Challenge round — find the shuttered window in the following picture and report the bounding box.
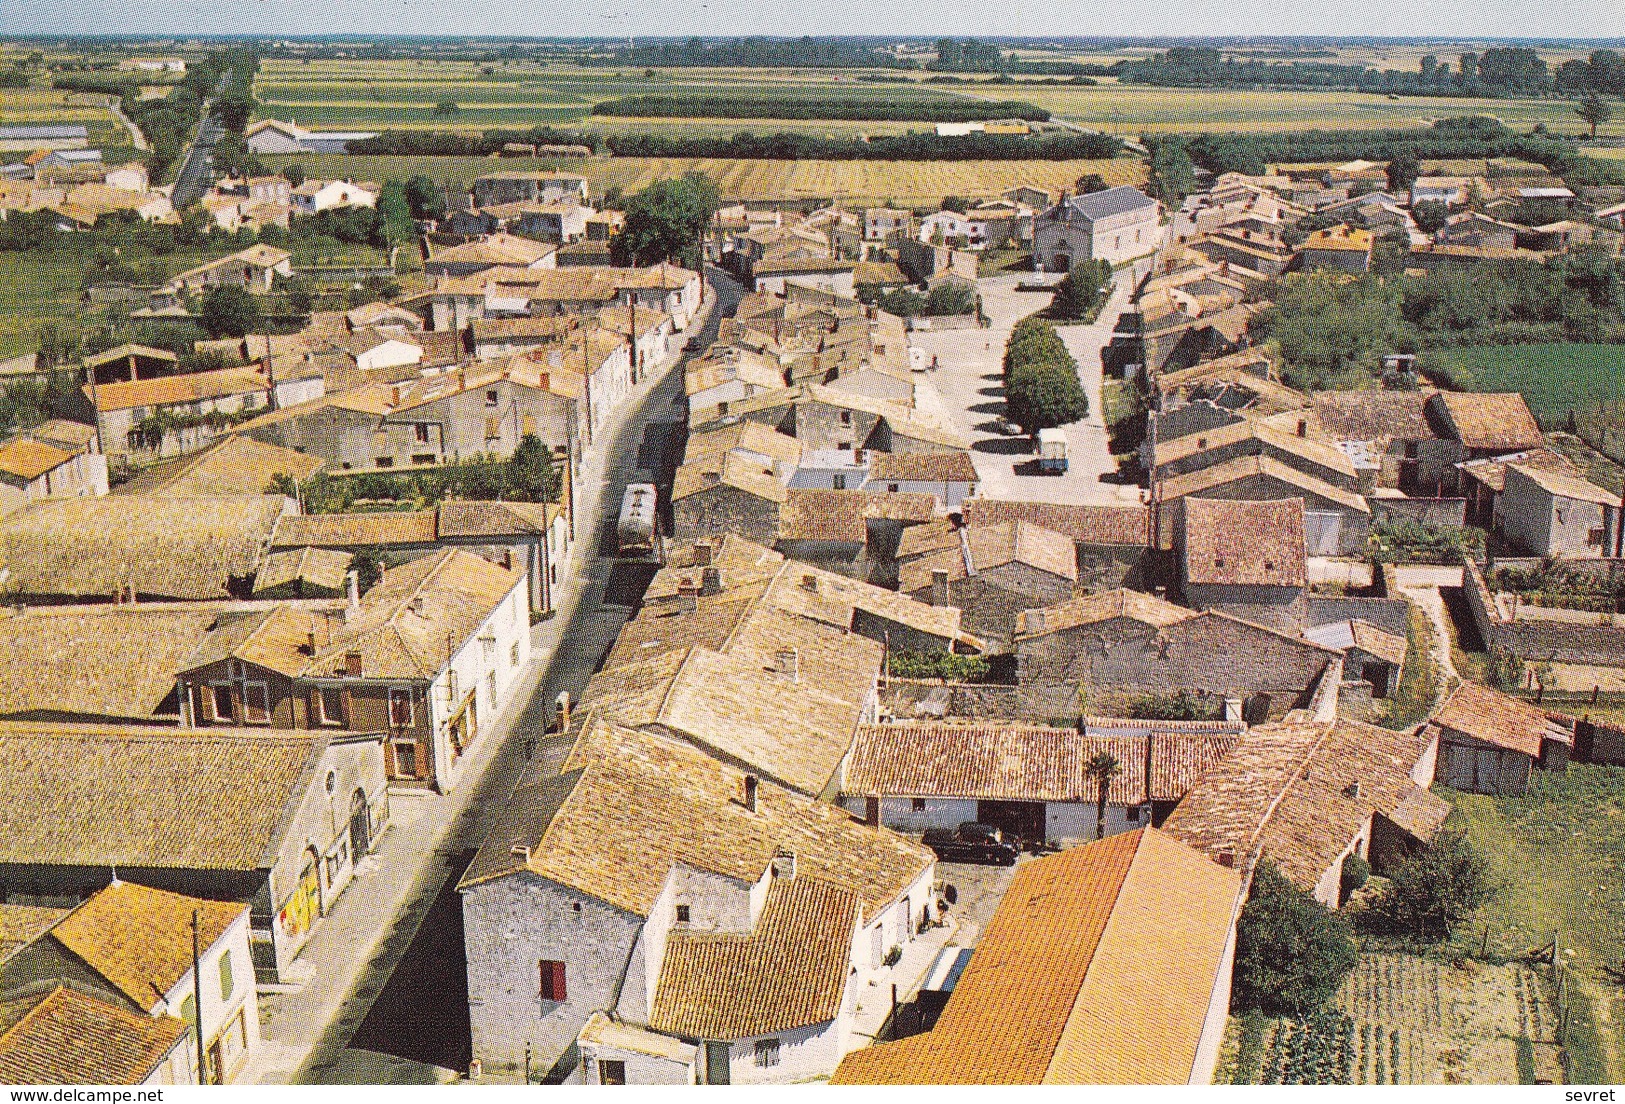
[539,959,567,1001]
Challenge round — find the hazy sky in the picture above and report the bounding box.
[1,0,1622,40]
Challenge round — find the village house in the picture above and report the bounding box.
[960,499,1153,592]
[839,718,1242,845]
[469,171,590,208]
[424,233,558,279]
[1165,715,1449,909]
[684,346,787,414]
[85,363,319,463]
[0,494,291,603]
[0,125,88,153]
[0,722,387,981]
[412,265,701,334]
[271,500,570,616]
[1155,455,1372,558]
[1177,498,1308,635]
[1425,682,1570,796]
[1302,619,1409,708]
[459,716,934,1084]
[113,435,323,498]
[831,829,1241,1085]
[1421,391,1545,494]
[1,883,261,1083]
[1456,447,1576,530]
[1301,389,1435,493]
[1410,176,1474,207]
[0,983,192,1084]
[1014,589,1340,722]
[1148,413,1361,493]
[167,244,295,297]
[1497,462,1622,558]
[0,426,107,515]
[900,521,1077,645]
[251,546,354,600]
[244,120,379,155]
[863,450,978,510]
[290,179,379,216]
[176,548,530,793]
[50,183,174,228]
[1299,225,1373,273]
[1032,186,1160,271]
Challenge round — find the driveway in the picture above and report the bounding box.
[905,269,1149,506]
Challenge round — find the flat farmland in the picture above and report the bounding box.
[0,83,128,147]
[983,83,1625,139]
[260,152,1142,205]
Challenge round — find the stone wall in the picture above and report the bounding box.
[1463,558,1625,665]
[1183,583,1306,636]
[1305,596,1411,637]
[1371,496,1467,528]
[671,486,780,545]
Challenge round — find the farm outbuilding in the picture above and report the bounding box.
[1426,682,1570,796]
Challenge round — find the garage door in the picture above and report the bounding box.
[1305,511,1343,556]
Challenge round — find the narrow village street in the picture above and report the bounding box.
[243,271,741,1085]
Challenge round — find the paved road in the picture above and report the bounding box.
[244,271,742,1085]
[171,112,221,209]
[905,269,1149,506]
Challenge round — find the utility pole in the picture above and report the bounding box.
[191,908,206,1085]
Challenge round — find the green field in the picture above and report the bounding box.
[0,252,84,360]
[0,83,131,149]
[1424,344,1625,427]
[1446,765,1625,1083]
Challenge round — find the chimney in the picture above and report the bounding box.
[1343,781,1362,800]
[457,367,467,390]
[772,849,797,878]
[863,795,880,827]
[410,594,425,616]
[1216,847,1236,869]
[346,570,361,619]
[1297,418,1308,437]
[774,647,799,682]
[692,539,714,566]
[305,629,316,655]
[800,573,818,593]
[555,691,571,733]
[700,566,722,596]
[1223,697,1243,723]
[743,773,760,813]
[343,650,363,678]
[509,844,531,863]
[391,384,402,406]
[930,568,950,608]
[676,576,700,612]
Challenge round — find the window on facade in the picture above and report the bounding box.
[317,687,344,727]
[755,1040,781,1068]
[211,685,233,723]
[388,688,413,727]
[839,411,852,426]
[889,483,900,493]
[675,904,690,924]
[218,952,234,1000]
[486,390,499,407]
[412,453,436,465]
[510,642,520,667]
[393,740,418,778]
[376,456,394,468]
[599,1060,626,1085]
[832,474,846,491]
[415,423,430,444]
[539,959,568,1001]
[912,798,927,812]
[242,683,270,724]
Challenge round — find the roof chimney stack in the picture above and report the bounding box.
[863,795,880,827]
[344,649,363,678]
[676,576,700,612]
[700,566,722,596]
[743,773,759,813]
[1216,847,1236,869]
[555,691,571,734]
[692,539,714,567]
[775,647,799,682]
[345,570,361,620]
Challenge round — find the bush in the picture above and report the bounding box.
[886,650,991,682]
[1369,518,1484,566]
[1126,689,1220,720]
[1234,863,1358,1016]
[1005,360,1087,431]
[1339,852,1371,903]
[1362,830,1496,942]
[1003,315,1070,378]
[198,284,262,339]
[1050,258,1112,321]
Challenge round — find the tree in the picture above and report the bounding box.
[282,162,306,188]
[1005,360,1087,431]
[198,284,262,338]
[1050,258,1111,321]
[1233,863,1358,1016]
[611,172,719,270]
[1577,94,1614,140]
[1085,752,1118,841]
[1074,172,1108,195]
[923,281,975,316]
[1411,199,1450,233]
[211,93,252,133]
[348,547,386,593]
[1364,830,1496,942]
[1386,151,1420,194]
[505,432,558,500]
[877,287,927,318]
[403,174,444,221]
[940,194,968,214]
[434,99,460,116]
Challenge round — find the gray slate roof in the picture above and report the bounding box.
[0,126,88,140]
[1057,185,1156,222]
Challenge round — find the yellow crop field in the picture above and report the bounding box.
[261,153,1143,205]
[0,85,128,147]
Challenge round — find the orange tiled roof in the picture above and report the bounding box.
[0,986,186,1085]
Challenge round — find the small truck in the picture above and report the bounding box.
[1036,428,1068,474]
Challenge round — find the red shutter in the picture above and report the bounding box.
[540,959,567,1001]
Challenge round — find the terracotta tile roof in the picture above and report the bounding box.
[863,491,936,522]
[29,419,98,453]
[764,557,972,648]
[0,986,187,1085]
[1181,497,1306,588]
[272,510,437,549]
[0,607,221,721]
[580,642,869,797]
[602,587,763,669]
[1349,620,1409,666]
[578,1011,697,1063]
[644,535,788,603]
[1153,414,1358,482]
[0,437,72,481]
[961,499,1150,546]
[0,722,334,871]
[671,450,789,505]
[682,421,802,470]
[832,829,1240,1084]
[436,499,557,538]
[464,720,931,926]
[1157,454,1370,515]
[650,876,858,1039]
[0,905,69,965]
[1456,448,1573,494]
[1429,391,1542,452]
[252,545,353,596]
[899,520,1078,591]
[1164,717,1447,891]
[86,365,269,413]
[895,518,961,561]
[1431,681,1550,758]
[1506,462,1620,508]
[1309,390,1433,444]
[50,883,246,1010]
[1303,225,1373,252]
[866,451,978,484]
[115,435,323,497]
[778,487,869,544]
[0,495,288,601]
[1015,588,1199,638]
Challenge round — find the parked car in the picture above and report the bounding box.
[921,822,1020,866]
[1036,427,1068,473]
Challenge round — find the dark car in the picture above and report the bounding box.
[921,822,1020,866]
